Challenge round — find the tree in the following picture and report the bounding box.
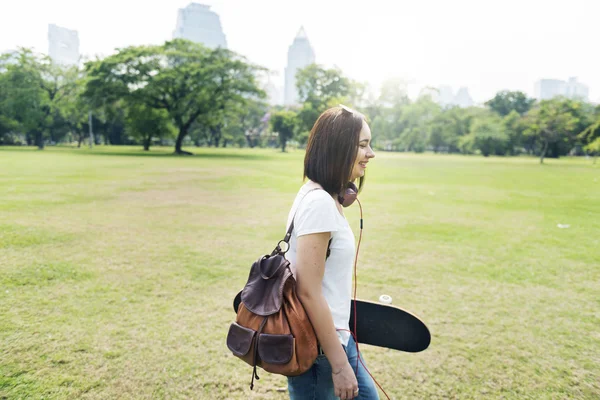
[365,79,411,151]
[40,62,82,147]
[584,136,600,164]
[469,113,508,156]
[524,98,579,163]
[502,110,526,155]
[0,63,19,144]
[0,48,80,149]
[84,39,264,154]
[397,96,441,152]
[0,49,49,148]
[485,91,535,117]
[426,122,444,153]
[378,78,411,108]
[125,102,175,150]
[427,106,471,153]
[91,101,127,146]
[295,64,357,134]
[220,99,268,148]
[370,114,394,150]
[59,69,91,147]
[296,64,354,107]
[270,110,298,152]
[579,117,600,163]
[0,54,18,143]
[0,115,19,144]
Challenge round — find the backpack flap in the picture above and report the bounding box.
[257,333,294,365]
[241,254,293,316]
[227,322,256,357]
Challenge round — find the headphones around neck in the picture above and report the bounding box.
[338,182,358,208]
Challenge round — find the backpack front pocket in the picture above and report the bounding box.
[227,322,256,357]
[257,333,294,365]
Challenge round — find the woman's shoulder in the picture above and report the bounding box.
[301,187,335,208]
[293,185,341,233]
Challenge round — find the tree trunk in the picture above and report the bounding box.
[281,139,287,152]
[174,128,193,155]
[36,131,44,150]
[143,135,151,151]
[77,134,83,148]
[540,140,548,164]
[210,126,222,148]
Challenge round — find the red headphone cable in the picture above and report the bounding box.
[345,198,391,400]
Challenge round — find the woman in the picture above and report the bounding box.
[284,105,378,400]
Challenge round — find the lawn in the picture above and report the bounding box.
[1,146,599,399]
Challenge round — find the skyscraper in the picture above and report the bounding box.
[284,27,315,106]
[454,87,474,108]
[534,77,589,101]
[563,77,589,100]
[432,85,473,108]
[48,24,79,67]
[173,3,227,49]
[437,86,455,107]
[262,71,283,105]
[535,79,565,100]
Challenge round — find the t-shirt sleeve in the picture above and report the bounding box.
[294,191,339,237]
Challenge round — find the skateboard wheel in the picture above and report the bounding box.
[379,294,392,304]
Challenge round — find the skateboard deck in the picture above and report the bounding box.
[232,291,430,353]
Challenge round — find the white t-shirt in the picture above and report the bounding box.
[284,181,356,346]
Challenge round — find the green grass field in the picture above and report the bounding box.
[1,146,599,399]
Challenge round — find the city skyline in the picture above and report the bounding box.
[172,3,227,49]
[535,77,589,101]
[1,0,599,103]
[284,27,315,105]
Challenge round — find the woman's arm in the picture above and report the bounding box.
[296,232,358,399]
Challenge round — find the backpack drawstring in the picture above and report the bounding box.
[250,317,268,390]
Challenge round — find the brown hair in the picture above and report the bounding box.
[303,106,366,196]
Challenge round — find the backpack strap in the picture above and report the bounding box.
[276,187,333,259]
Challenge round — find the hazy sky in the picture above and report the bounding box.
[1,0,599,103]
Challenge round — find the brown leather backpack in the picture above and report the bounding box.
[226,189,325,389]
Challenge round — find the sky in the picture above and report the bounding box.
[1,0,599,103]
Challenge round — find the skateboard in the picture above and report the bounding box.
[232,291,430,353]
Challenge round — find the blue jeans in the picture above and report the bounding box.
[287,336,379,399]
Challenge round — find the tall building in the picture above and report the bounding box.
[535,77,589,101]
[284,27,315,106]
[173,3,227,49]
[437,85,455,107]
[48,24,79,67]
[454,87,474,108]
[535,79,565,100]
[564,77,589,100]
[262,71,283,105]
[432,85,473,108]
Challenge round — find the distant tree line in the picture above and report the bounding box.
[364,87,600,163]
[1,42,599,163]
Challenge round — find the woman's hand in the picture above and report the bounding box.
[332,361,359,399]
